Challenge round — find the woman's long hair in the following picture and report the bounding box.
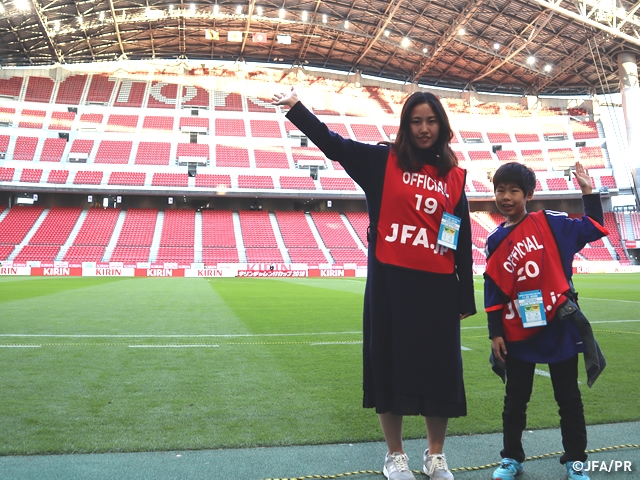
[383,91,458,176]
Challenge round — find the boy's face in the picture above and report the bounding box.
[494,182,534,225]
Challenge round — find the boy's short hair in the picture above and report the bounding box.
[492,162,536,195]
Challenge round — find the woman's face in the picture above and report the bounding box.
[408,102,440,150]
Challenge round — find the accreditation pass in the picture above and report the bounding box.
[437,212,461,250]
[517,290,547,328]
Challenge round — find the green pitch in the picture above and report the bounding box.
[0,274,638,455]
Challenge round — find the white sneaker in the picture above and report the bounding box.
[423,449,454,480]
[383,452,416,480]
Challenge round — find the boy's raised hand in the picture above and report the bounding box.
[272,87,299,108]
[572,161,593,195]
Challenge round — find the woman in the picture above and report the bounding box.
[273,88,476,480]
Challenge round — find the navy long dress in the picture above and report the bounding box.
[286,101,476,417]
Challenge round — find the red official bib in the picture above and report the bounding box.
[485,211,570,341]
[375,150,466,273]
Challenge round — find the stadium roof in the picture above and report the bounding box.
[1,0,639,96]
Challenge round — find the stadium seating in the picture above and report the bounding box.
[28,206,82,246]
[215,118,246,136]
[287,247,327,265]
[113,208,158,252]
[20,168,43,183]
[13,137,39,161]
[73,171,103,185]
[113,81,146,108]
[216,145,249,168]
[147,81,178,109]
[106,114,139,133]
[73,207,120,247]
[195,174,232,189]
[279,176,316,190]
[250,120,282,138]
[238,175,274,189]
[142,116,174,133]
[40,138,67,162]
[254,147,290,169]
[152,173,189,187]
[345,211,369,246]
[24,76,54,103]
[135,142,171,165]
[86,75,115,104]
[319,177,357,191]
[310,211,358,248]
[55,75,87,105]
[0,205,45,245]
[275,211,319,248]
[108,172,146,186]
[202,210,236,247]
[47,170,69,184]
[94,140,133,164]
[19,109,46,129]
[49,111,75,131]
[239,210,278,248]
[0,77,23,98]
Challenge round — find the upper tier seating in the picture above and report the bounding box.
[214,91,243,111]
[108,172,146,186]
[47,170,69,184]
[106,114,139,133]
[13,137,39,161]
[24,76,54,103]
[147,81,178,109]
[195,174,232,189]
[279,176,316,190]
[94,140,133,164]
[250,119,282,138]
[238,175,274,189]
[73,171,103,185]
[152,173,188,187]
[55,75,87,105]
[113,81,146,108]
[254,147,290,169]
[319,177,357,191]
[142,116,174,133]
[85,75,115,104]
[20,168,42,183]
[19,109,46,129]
[49,111,75,130]
[0,77,23,98]
[182,85,210,108]
[215,118,246,136]
[571,121,599,139]
[41,138,67,162]
[216,145,249,168]
[350,124,384,142]
[135,142,171,165]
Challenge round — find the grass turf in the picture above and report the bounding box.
[0,273,638,455]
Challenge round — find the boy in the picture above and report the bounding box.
[484,161,608,480]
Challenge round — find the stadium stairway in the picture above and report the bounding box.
[102,210,127,262]
[232,211,247,263]
[7,208,48,262]
[194,210,203,263]
[148,211,165,263]
[0,422,637,479]
[304,212,333,263]
[56,209,89,261]
[269,211,292,264]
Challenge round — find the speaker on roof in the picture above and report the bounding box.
[188,163,197,177]
[310,166,318,180]
[492,145,502,153]
[68,107,77,113]
[58,132,69,141]
[576,141,586,147]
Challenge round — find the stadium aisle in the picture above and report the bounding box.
[0,422,637,479]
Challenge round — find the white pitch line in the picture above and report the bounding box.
[535,368,550,378]
[0,332,361,338]
[0,345,41,348]
[128,344,220,348]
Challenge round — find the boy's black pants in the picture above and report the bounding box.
[501,354,587,464]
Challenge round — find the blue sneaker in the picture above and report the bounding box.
[566,461,590,480]
[492,458,524,480]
